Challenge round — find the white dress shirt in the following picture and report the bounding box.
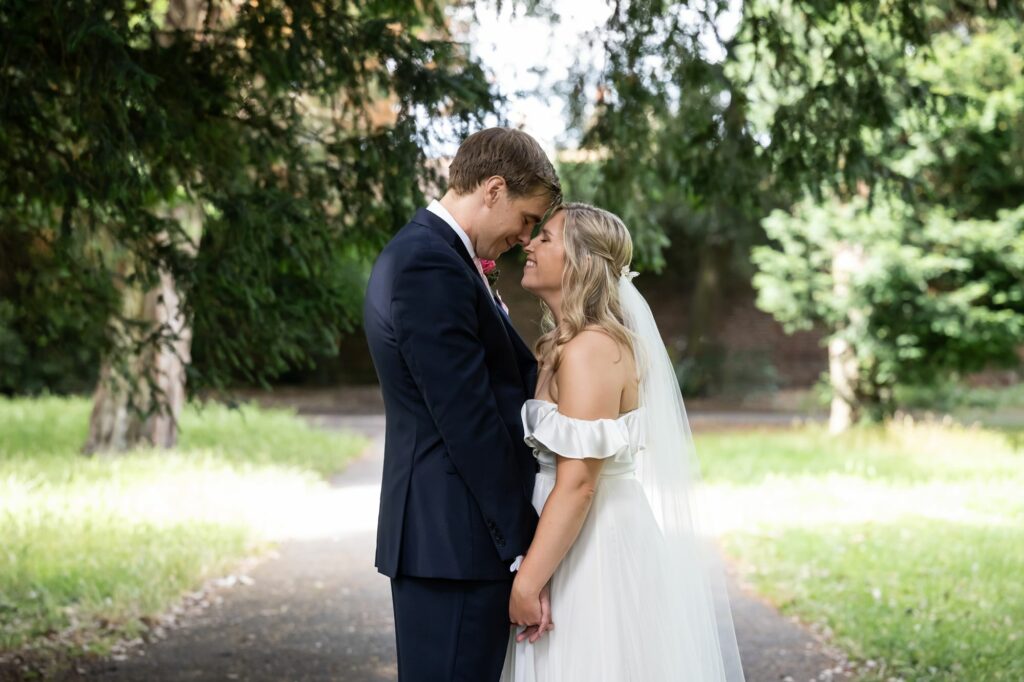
[427,200,476,259]
[426,200,491,286]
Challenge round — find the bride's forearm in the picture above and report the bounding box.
[514,476,598,595]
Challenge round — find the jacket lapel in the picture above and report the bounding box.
[498,311,539,396]
[411,209,479,278]
[411,208,537,392]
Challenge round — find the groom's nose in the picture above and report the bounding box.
[515,226,532,246]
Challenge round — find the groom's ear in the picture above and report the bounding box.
[481,176,507,207]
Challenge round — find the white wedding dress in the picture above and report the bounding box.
[501,274,745,682]
[502,399,689,681]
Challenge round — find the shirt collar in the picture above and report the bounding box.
[427,199,476,261]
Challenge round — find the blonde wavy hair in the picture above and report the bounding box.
[534,202,637,374]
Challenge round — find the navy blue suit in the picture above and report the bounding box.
[363,208,539,680]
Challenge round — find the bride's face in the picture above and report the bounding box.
[521,210,566,296]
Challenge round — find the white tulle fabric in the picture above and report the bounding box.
[500,277,745,682]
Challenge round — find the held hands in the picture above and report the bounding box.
[509,578,553,644]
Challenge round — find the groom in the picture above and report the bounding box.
[363,128,562,680]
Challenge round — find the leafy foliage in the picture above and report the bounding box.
[543,0,1002,269]
[754,197,1024,415]
[0,0,496,395]
[752,12,1024,416]
[539,0,1021,396]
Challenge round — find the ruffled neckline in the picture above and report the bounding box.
[521,399,645,462]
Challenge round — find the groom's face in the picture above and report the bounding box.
[475,178,552,260]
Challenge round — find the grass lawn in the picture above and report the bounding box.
[0,396,367,666]
[696,419,1024,682]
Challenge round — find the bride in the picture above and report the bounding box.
[501,203,745,681]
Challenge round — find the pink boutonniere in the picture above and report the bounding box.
[479,258,510,314]
[479,258,500,287]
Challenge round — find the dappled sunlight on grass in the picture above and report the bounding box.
[726,521,1024,682]
[0,396,368,658]
[706,477,1022,534]
[697,419,1023,486]
[2,514,250,652]
[696,418,1024,681]
[0,451,374,544]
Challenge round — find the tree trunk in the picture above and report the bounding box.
[83,269,192,453]
[83,0,208,456]
[83,205,200,455]
[685,240,732,395]
[828,243,867,433]
[828,334,859,433]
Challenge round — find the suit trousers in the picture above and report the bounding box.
[390,575,512,681]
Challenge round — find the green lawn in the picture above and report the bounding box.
[696,419,1024,682]
[0,396,367,665]
[5,395,1020,680]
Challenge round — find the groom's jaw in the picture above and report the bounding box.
[486,237,514,259]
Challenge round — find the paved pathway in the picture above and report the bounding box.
[72,414,846,682]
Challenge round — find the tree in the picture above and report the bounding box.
[520,0,1018,407]
[0,0,496,452]
[524,0,998,394]
[754,198,1024,428]
[752,12,1024,429]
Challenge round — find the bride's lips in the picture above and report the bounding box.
[524,258,537,269]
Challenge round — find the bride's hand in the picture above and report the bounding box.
[513,582,554,644]
[509,575,541,627]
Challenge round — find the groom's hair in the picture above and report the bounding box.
[448,128,561,204]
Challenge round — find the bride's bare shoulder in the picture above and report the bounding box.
[562,328,622,363]
[552,331,632,417]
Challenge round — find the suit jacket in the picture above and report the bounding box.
[364,208,539,580]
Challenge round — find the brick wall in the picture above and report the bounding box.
[496,255,826,390]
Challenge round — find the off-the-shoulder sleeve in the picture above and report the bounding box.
[522,400,642,462]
